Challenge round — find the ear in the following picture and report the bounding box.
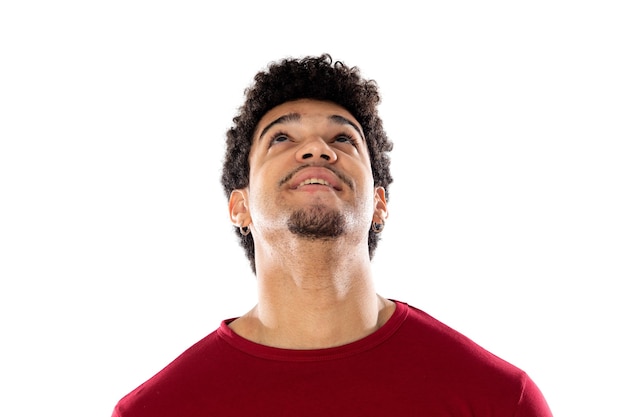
[228,189,251,227]
[372,186,388,224]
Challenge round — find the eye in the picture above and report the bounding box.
[269,131,291,146]
[334,134,358,147]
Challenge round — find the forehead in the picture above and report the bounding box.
[253,99,363,139]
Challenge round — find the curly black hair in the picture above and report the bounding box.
[221,54,393,274]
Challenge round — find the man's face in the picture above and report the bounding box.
[237,98,383,241]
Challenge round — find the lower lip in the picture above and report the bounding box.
[294,184,336,192]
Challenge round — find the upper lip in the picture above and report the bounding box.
[284,167,344,191]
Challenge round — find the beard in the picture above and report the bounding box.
[287,205,346,239]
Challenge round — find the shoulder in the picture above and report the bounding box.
[112,328,226,417]
[399,301,515,363]
[391,301,552,415]
[394,301,528,386]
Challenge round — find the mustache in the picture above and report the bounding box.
[278,164,354,191]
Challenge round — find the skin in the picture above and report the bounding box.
[228,99,395,349]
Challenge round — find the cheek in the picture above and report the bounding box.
[248,163,273,191]
[247,156,267,187]
[247,166,280,210]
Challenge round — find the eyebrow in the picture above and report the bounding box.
[328,115,365,141]
[258,113,301,141]
[257,113,365,142]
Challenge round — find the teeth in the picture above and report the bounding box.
[299,178,330,187]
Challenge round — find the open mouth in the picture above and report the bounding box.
[283,166,348,191]
[298,178,331,188]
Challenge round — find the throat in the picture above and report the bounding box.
[231,293,394,350]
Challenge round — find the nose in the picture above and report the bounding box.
[296,137,337,163]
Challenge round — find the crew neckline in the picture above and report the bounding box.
[217,300,408,362]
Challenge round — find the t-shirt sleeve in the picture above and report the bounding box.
[514,373,553,417]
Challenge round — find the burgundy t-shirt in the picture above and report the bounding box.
[112,301,552,416]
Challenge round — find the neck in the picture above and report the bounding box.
[229,236,395,349]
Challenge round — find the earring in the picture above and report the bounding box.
[371,221,384,233]
[239,225,250,236]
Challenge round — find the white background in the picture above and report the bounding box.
[1,1,624,416]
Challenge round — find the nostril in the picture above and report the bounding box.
[302,153,313,159]
[321,154,330,161]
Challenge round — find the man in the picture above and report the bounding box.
[112,54,552,416]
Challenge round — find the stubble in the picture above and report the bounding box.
[287,205,346,239]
